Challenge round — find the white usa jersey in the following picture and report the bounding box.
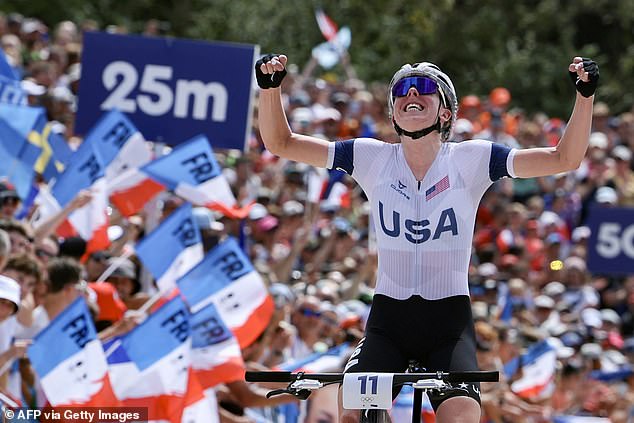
[327,138,517,300]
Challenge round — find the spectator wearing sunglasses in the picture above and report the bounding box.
[256,53,598,423]
[289,295,325,361]
[0,183,21,220]
[84,250,111,281]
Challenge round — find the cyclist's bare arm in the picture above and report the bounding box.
[257,55,330,168]
[513,56,596,178]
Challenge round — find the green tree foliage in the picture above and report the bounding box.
[2,0,632,116]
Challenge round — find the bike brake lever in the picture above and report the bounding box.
[266,388,313,400]
[266,389,290,398]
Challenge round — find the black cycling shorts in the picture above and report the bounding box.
[343,294,481,411]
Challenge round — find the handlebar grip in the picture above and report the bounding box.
[245,371,293,382]
[446,371,499,382]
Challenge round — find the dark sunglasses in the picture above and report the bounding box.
[299,307,322,318]
[392,76,438,98]
[1,197,20,206]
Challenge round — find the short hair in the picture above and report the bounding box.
[47,257,82,293]
[0,219,32,240]
[0,229,9,258]
[5,254,41,284]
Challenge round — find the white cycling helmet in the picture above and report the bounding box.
[387,62,458,141]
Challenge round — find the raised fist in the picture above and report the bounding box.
[255,54,288,89]
[568,57,599,98]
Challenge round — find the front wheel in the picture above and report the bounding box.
[359,410,392,423]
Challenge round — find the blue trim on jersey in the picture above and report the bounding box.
[333,139,355,175]
[489,143,512,181]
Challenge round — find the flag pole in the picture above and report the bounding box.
[96,248,135,282]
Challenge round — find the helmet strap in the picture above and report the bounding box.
[392,101,443,140]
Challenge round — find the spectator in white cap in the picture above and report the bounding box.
[594,186,618,206]
[543,280,566,297]
[579,131,610,182]
[533,295,561,336]
[600,308,621,331]
[542,281,567,311]
[453,118,474,142]
[589,131,608,151]
[278,200,305,242]
[290,107,314,133]
[0,275,27,375]
[611,145,634,206]
[105,257,147,310]
[561,256,599,314]
[581,308,603,331]
[248,203,268,221]
[0,275,20,320]
[571,226,591,244]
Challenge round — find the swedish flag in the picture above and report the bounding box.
[0,104,72,182]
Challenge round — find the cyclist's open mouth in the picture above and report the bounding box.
[404,102,425,113]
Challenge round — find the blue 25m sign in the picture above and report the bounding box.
[76,31,258,150]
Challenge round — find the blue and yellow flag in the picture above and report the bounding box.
[0,104,73,181]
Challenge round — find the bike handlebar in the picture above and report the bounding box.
[245,370,499,384]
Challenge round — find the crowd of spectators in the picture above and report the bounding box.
[1,10,634,423]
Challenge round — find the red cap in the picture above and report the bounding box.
[88,282,127,322]
[489,87,511,107]
[460,95,481,108]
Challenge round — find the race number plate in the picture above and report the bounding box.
[342,373,394,410]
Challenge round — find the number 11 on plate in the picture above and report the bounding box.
[342,373,394,410]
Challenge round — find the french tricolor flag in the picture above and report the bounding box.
[504,340,557,400]
[315,8,338,42]
[108,167,164,217]
[307,167,350,208]
[142,135,250,219]
[27,298,119,407]
[106,337,217,423]
[35,132,110,258]
[190,302,245,389]
[178,237,274,348]
[94,110,164,217]
[115,297,192,423]
[135,203,204,292]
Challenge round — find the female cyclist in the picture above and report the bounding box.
[255,54,598,423]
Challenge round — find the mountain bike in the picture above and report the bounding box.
[246,361,498,423]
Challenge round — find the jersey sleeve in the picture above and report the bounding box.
[454,139,517,196]
[326,138,387,192]
[489,142,517,180]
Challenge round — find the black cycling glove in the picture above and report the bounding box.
[255,54,287,89]
[568,58,599,98]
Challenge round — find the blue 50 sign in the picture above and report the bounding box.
[76,32,257,150]
[587,207,634,275]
